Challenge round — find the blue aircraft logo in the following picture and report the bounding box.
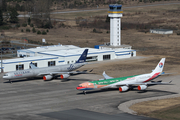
[67,64,75,70]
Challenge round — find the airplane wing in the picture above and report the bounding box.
[140,80,172,85]
[37,70,93,76]
[102,71,114,79]
[123,81,173,85]
[101,80,172,89]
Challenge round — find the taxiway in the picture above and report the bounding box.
[0,73,178,120]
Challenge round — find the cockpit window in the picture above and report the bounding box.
[4,74,8,76]
[78,85,82,87]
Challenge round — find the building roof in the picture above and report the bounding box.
[17,45,80,53]
[38,48,115,57]
[100,44,131,48]
[1,56,59,64]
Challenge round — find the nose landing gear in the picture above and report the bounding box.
[83,91,86,95]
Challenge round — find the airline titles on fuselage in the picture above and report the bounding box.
[97,79,119,84]
[127,77,135,80]
[14,71,30,77]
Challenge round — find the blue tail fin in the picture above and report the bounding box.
[76,49,88,63]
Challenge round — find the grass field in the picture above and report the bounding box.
[51,10,108,20]
[129,97,180,120]
[148,105,180,120]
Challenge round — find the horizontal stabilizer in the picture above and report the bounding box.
[160,72,174,75]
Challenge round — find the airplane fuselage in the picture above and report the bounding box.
[3,63,85,80]
[76,72,160,91]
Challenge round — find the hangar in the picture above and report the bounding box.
[1,47,136,72]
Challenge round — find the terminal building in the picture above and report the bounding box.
[0,4,136,72]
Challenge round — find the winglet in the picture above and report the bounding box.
[151,58,165,74]
[76,49,88,63]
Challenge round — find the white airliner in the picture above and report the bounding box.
[3,49,90,83]
[77,58,172,94]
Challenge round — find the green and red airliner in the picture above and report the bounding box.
[77,58,171,94]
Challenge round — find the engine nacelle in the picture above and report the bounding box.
[138,85,147,90]
[43,75,53,81]
[60,74,70,79]
[119,86,129,92]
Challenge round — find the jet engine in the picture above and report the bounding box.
[119,86,129,92]
[43,75,53,81]
[138,85,147,90]
[60,74,70,79]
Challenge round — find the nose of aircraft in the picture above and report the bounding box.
[76,82,92,90]
[3,73,10,79]
[76,86,86,90]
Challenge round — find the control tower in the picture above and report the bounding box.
[96,4,136,59]
[108,4,123,46]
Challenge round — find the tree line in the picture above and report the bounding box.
[0,0,177,30]
[0,0,53,29]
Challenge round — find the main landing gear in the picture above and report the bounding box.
[83,91,86,95]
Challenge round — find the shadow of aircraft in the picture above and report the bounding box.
[3,77,43,83]
[77,88,177,95]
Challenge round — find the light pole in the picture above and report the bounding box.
[1,41,3,73]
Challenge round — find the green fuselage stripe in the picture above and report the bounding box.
[90,75,139,85]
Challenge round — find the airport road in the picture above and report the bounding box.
[0,73,178,120]
[17,2,180,18]
[50,2,180,14]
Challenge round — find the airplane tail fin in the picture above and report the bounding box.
[30,62,38,69]
[151,58,166,74]
[76,49,88,63]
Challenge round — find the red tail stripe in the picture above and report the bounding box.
[143,72,160,83]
